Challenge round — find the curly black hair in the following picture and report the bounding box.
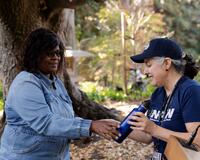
[183,54,199,79]
[23,28,65,73]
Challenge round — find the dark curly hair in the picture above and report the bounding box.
[23,28,65,73]
[183,54,199,79]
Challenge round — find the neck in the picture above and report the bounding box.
[164,72,182,96]
[38,71,52,80]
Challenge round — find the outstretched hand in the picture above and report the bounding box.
[90,119,120,140]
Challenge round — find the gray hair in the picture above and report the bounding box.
[153,57,185,74]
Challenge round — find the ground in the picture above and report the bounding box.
[70,101,154,160]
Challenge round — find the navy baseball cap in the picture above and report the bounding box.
[130,38,183,63]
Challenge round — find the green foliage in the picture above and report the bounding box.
[75,0,200,97]
[194,72,200,82]
[154,0,200,55]
[79,81,154,103]
[128,82,155,101]
[75,1,104,40]
[0,100,3,110]
[76,0,167,88]
[79,82,126,102]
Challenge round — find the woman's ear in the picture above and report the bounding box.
[164,58,172,71]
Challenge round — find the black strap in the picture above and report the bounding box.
[154,76,186,152]
[187,124,200,146]
[158,76,185,122]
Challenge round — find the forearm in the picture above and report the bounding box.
[128,112,200,144]
[151,125,191,142]
[28,114,92,138]
[128,130,152,144]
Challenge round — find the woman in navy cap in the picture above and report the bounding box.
[128,38,200,159]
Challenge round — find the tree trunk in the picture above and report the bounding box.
[0,0,120,120]
[121,12,128,95]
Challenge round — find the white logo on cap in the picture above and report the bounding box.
[144,43,150,51]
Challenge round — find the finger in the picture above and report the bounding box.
[127,120,135,126]
[109,130,122,140]
[128,121,142,127]
[110,133,119,139]
[134,112,145,117]
[102,133,112,140]
[102,127,120,139]
[128,116,143,122]
[111,129,121,137]
[113,122,120,127]
[105,125,118,133]
[107,119,120,123]
[130,126,143,131]
[101,119,120,125]
[107,121,120,127]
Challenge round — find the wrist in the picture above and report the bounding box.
[150,124,159,136]
[90,120,97,133]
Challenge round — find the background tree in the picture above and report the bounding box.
[0,0,119,120]
[155,0,200,56]
[76,0,167,91]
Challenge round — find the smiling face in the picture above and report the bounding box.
[144,57,168,87]
[38,46,61,75]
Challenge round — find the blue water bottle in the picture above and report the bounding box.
[115,100,150,143]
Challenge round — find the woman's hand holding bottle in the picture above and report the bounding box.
[128,112,157,135]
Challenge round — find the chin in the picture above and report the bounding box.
[153,83,162,87]
[151,81,159,87]
[50,70,58,74]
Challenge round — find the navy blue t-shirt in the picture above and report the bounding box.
[147,76,200,154]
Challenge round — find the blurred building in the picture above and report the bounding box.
[65,49,94,84]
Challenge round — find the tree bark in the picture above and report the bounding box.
[0,0,120,120]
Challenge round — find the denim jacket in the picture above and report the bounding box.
[0,71,92,160]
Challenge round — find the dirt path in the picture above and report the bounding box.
[70,101,153,160]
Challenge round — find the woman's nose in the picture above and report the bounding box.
[143,67,148,75]
[143,67,151,77]
[51,54,60,58]
[49,53,61,60]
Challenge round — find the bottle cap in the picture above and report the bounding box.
[142,99,150,109]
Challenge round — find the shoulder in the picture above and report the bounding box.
[177,77,200,107]
[181,76,200,87]
[7,71,43,101]
[179,77,200,95]
[14,71,39,81]
[10,71,42,89]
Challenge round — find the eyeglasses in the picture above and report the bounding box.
[46,50,62,57]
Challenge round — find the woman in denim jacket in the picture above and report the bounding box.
[0,28,119,160]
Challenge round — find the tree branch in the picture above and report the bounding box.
[45,0,106,10]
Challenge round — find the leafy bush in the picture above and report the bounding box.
[79,82,128,102]
[127,83,155,101]
[87,92,106,103]
[79,81,154,103]
[194,72,200,82]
